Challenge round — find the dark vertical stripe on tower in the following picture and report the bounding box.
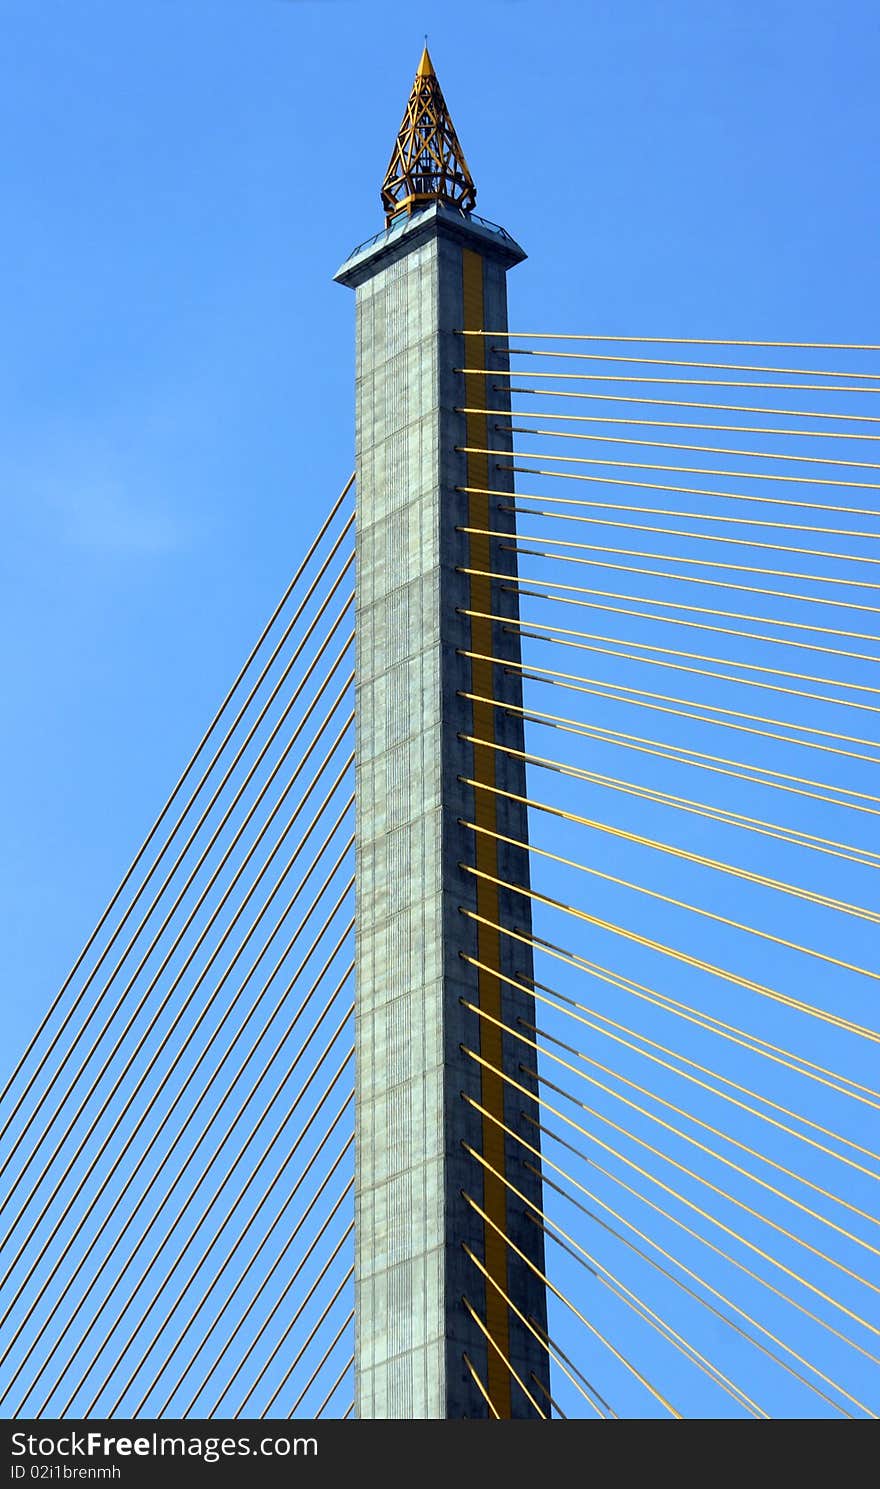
[461,247,512,1420]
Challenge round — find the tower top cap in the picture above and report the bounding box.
[381,49,476,227]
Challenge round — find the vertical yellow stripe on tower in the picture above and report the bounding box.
[461,247,512,1420]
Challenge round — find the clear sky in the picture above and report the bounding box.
[1,0,878,1419]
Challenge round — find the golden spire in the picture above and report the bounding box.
[381,48,477,226]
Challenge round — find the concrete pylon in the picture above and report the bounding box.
[335,59,548,1421]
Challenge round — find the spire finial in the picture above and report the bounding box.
[381,49,476,226]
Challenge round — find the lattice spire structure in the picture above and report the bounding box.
[381,47,477,227]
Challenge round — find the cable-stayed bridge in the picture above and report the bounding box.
[1,50,878,1422]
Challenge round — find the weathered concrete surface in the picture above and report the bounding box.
[336,206,548,1419]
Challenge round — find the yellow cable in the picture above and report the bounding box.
[462,688,880,819]
[463,562,880,648]
[463,1048,880,1362]
[503,347,880,381]
[520,625,880,721]
[460,905,880,1114]
[528,1115,874,1417]
[460,1297,546,1418]
[525,1010,880,1234]
[462,561,880,650]
[505,422,880,471]
[503,500,880,566]
[462,331,880,351]
[514,1122,856,1419]
[466,647,880,765]
[465,999,880,1275]
[518,660,880,763]
[459,405,880,444]
[462,952,880,1188]
[494,343,880,378]
[461,1188,681,1418]
[519,703,880,815]
[462,1353,500,1418]
[461,728,880,873]
[465,1150,762,1419]
[462,857,880,1044]
[525,1318,617,1418]
[504,461,880,520]
[459,368,880,395]
[465,518,880,591]
[529,1166,855,1420]
[484,812,880,1012]
[466,604,880,715]
[517,627,880,733]
[472,531,880,618]
[461,1245,605,1419]
[463,648,880,768]
[531,1049,880,1327]
[478,569,880,680]
[527,1204,758,1419]
[528,1372,571,1421]
[495,484,880,535]
[507,383,880,426]
[471,601,880,702]
[463,1093,866,1419]
[463,772,880,924]
[475,442,880,495]
[532,1209,764,1419]
[520,1111,875,1415]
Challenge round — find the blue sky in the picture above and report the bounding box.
[1,0,879,1419]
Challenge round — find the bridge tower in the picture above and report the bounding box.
[336,49,549,1419]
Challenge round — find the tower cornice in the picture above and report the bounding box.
[334,202,526,291]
